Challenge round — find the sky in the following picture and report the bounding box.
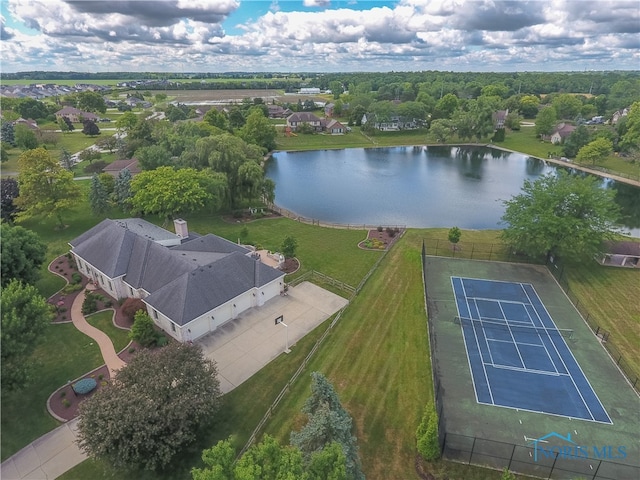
[1,0,639,73]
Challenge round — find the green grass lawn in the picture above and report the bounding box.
[0,323,103,461]
[500,127,563,159]
[86,311,131,353]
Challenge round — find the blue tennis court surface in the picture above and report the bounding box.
[451,277,611,424]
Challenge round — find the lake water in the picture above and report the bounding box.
[265,146,640,236]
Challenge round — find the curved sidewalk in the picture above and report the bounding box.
[1,288,125,479]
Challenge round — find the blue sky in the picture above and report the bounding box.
[1,0,639,73]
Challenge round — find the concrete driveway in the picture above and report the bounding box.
[196,281,349,393]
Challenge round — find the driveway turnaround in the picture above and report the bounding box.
[196,281,349,393]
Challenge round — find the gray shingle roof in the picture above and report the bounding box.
[70,219,285,326]
[145,252,284,326]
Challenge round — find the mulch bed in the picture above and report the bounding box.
[359,228,405,250]
[279,257,300,274]
[221,208,282,223]
[48,255,89,323]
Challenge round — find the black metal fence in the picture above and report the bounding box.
[546,258,639,393]
[423,238,543,264]
[422,244,640,479]
[432,377,638,480]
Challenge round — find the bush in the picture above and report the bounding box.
[129,310,160,347]
[82,292,99,315]
[61,282,84,294]
[121,298,147,322]
[73,377,97,395]
[501,468,516,480]
[71,272,82,284]
[386,227,396,237]
[156,335,168,347]
[62,399,71,408]
[377,225,383,232]
[83,160,107,174]
[416,402,440,461]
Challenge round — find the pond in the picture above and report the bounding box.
[265,146,640,236]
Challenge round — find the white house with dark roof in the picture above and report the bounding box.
[69,218,286,342]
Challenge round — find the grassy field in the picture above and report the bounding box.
[86,311,131,353]
[500,127,563,159]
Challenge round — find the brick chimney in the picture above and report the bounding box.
[174,218,188,239]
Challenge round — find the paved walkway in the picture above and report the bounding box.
[1,287,125,480]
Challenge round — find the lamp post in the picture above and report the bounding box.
[281,322,291,354]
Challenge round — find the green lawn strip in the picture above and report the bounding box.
[262,230,431,479]
[574,155,640,180]
[0,323,104,461]
[564,262,640,381]
[500,128,563,159]
[86,311,131,353]
[183,214,380,287]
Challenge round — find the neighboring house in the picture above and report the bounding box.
[299,87,321,95]
[549,123,576,144]
[324,119,346,134]
[598,241,640,268]
[286,112,323,132]
[13,117,39,130]
[267,105,292,118]
[611,108,629,125]
[493,109,509,129]
[370,115,420,131]
[324,103,335,117]
[101,159,141,177]
[55,106,98,123]
[70,218,286,342]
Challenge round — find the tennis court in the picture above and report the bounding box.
[452,276,611,424]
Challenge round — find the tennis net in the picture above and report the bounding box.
[454,316,574,340]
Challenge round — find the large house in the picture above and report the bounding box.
[549,123,576,144]
[55,106,98,123]
[286,112,324,132]
[70,218,286,342]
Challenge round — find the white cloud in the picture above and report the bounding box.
[1,0,638,72]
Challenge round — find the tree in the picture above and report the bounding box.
[0,142,8,163]
[60,147,74,170]
[281,235,298,259]
[115,111,138,132]
[562,125,590,158]
[501,172,620,263]
[448,226,461,249]
[291,372,364,480]
[15,124,38,150]
[58,116,70,133]
[76,91,107,113]
[551,94,582,120]
[416,402,440,461]
[534,107,557,138]
[129,310,160,347]
[1,224,47,287]
[130,166,226,222]
[77,342,222,471]
[620,101,640,153]
[78,148,102,164]
[576,137,613,165]
[239,110,277,152]
[88,174,109,215]
[96,135,118,153]
[1,177,20,223]
[203,108,229,131]
[98,173,115,195]
[1,120,16,146]
[433,93,459,120]
[1,280,53,390]
[15,148,81,229]
[17,98,49,120]
[113,168,133,210]
[428,119,454,143]
[82,119,101,136]
[137,144,173,170]
[62,116,75,132]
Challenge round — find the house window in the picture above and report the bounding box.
[129,287,134,296]
[171,323,176,332]
[153,309,158,319]
[108,280,112,290]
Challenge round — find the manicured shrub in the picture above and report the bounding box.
[129,310,159,347]
[60,391,66,398]
[71,272,82,284]
[82,292,99,315]
[156,335,168,347]
[73,377,97,395]
[62,399,71,408]
[377,225,383,232]
[62,282,84,294]
[416,402,440,461]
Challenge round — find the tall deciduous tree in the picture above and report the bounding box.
[1,224,47,287]
[534,107,557,138]
[239,110,277,152]
[89,174,109,215]
[76,91,107,113]
[501,172,620,263]
[60,147,74,170]
[82,119,101,136]
[1,280,53,390]
[428,119,454,143]
[130,166,226,222]
[576,137,613,165]
[77,343,222,471]
[15,124,38,150]
[620,101,640,154]
[562,125,590,158]
[15,147,81,229]
[291,372,364,480]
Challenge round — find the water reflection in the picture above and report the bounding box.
[266,146,639,235]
